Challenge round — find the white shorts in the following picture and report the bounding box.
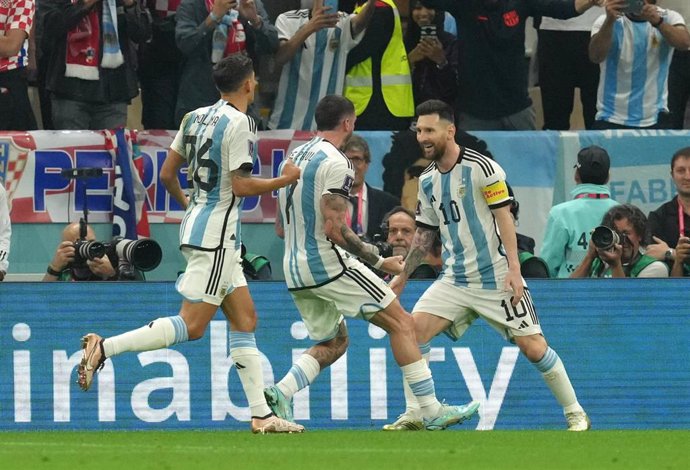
[176,246,247,306]
[413,279,542,342]
[290,259,397,342]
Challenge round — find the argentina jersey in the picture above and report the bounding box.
[592,12,684,127]
[416,148,512,289]
[278,137,355,290]
[268,10,361,131]
[170,100,257,251]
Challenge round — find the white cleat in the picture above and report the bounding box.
[77,333,106,391]
[566,411,591,431]
[251,415,305,434]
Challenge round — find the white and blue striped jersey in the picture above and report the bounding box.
[268,10,362,131]
[592,10,685,127]
[416,148,512,289]
[170,100,257,251]
[278,137,355,290]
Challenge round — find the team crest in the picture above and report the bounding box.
[457,183,466,198]
[503,10,520,27]
[329,37,340,51]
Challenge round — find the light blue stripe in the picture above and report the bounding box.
[302,152,329,284]
[301,29,329,130]
[534,347,559,372]
[441,172,467,286]
[230,332,257,349]
[278,48,303,129]
[625,22,648,126]
[289,364,310,390]
[169,315,189,344]
[461,166,496,288]
[409,377,435,397]
[600,23,624,122]
[419,342,431,355]
[325,28,343,95]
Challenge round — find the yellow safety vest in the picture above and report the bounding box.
[344,0,414,117]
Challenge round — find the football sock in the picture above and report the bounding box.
[402,342,431,415]
[103,316,188,358]
[401,358,441,418]
[277,353,320,399]
[533,346,582,412]
[230,331,272,417]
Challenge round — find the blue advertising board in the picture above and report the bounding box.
[1,280,689,430]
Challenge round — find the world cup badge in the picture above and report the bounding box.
[457,184,466,198]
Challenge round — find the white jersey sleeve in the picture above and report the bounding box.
[223,114,256,173]
[323,156,355,198]
[478,159,511,210]
[416,167,440,229]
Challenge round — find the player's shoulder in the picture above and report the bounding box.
[419,160,437,180]
[461,147,501,178]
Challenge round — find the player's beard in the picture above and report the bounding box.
[421,139,446,161]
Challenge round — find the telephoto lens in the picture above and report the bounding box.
[590,226,619,250]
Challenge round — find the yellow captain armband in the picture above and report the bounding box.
[482,180,509,206]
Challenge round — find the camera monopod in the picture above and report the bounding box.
[60,167,104,233]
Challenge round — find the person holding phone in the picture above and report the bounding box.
[403,0,458,107]
[589,0,690,129]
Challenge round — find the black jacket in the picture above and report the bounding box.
[648,196,690,248]
[40,0,151,104]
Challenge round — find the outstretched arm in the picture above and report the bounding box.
[389,226,437,296]
[232,160,300,197]
[350,0,376,37]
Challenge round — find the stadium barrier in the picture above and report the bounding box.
[1,279,688,430]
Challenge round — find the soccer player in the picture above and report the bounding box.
[385,99,590,432]
[77,54,304,434]
[265,94,479,430]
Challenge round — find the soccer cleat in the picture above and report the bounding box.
[424,400,480,431]
[565,411,591,431]
[77,333,106,392]
[251,415,305,434]
[382,411,424,431]
[264,385,294,421]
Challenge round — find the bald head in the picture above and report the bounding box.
[62,222,96,242]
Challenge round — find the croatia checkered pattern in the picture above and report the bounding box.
[0,0,34,72]
[147,0,180,19]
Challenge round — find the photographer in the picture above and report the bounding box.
[570,204,668,278]
[382,206,439,280]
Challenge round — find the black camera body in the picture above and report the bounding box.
[591,226,622,251]
[370,233,393,258]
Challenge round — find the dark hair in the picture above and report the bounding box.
[671,147,690,171]
[315,95,355,131]
[382,205,416,229]
[212,54,254,94]
[601,204,648,243]
[416,99,455,124]
[342,134,371,162]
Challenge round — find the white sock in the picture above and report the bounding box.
[401,358,441,419]
[533,347,582,413]
[402,343,430,416]
[103,316,187,358]
[230,332,272,418]
[277,354,320,399]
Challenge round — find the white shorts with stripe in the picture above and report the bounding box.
[413,278,542,342]
[289,259,397,342]
[176,246,247,306]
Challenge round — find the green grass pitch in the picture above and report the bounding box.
[1,430,688,470]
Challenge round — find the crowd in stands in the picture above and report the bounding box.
[2,1,690,280]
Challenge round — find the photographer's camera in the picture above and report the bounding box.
[590,226,620,251]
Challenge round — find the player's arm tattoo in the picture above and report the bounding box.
[403,227,437,277]
[322,194,380,265]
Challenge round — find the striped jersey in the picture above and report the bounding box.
[170,100,257,251]
[416,148,512,289]
[0,0,34,72]
[268,10,362,131]
[592,10,685,127]
[278,136,355,289]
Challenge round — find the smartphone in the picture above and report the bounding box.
[420,25,437,39]
[622,0,645,15]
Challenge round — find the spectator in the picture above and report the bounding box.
[403,0,459,108]
[175,0,277,127]
[422,0,603,131]
[541,145,619,278]
[537,5,603,129]
[589,0,690,130]
[663,0,690,129]
[344,0,414,130]
[40,0,151,130]
[383,206,438,279]
[268,0,375,131]
[43,221,119,281]
[1,0,37,130]
[342,133,399,241]
[570,204,669,278]
[646,146,690,276]
[0,183,10,281]
[138,0,183,130]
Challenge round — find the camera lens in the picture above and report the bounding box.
[591,226,619,250]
